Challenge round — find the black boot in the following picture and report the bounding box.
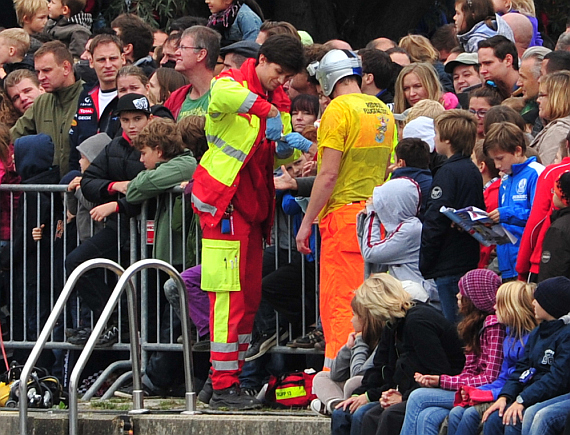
[209,384,262,410]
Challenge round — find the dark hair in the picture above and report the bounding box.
[117,65,148,86]
[395,138,430,169]
[304,43,329,85]
[291,94,319,117]
[477,35,519,70]
[259,21,299,40]
[430,24,459,57]
[152,68,189,104]
[359,48,397,91]
[469,86,503,107]
[473,140,500,178]
[181,26,221,71]
[483,105,526,135]
[557,172,570,205]
[544,51,570,74]
[457,296,487,354]
[116,20,154,62]
[386,46,411,59]
[35,40,73,66]
[258,34,304,74]
[133,118,185,159]
[484,122,526,155]
[89,34,123,56]
[111,13,142,30]
[241,0,264,21]
[169,16,208,33]
[456,0,495,34]
[63,0,86,17]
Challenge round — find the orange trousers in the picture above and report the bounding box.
[319,203,364,369]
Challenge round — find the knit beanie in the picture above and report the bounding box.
[458,269,501,313]
[534,277,570,319]
[76,133,111,163]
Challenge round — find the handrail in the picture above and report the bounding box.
[68,259,147,435]
[18,258,126,435]
[68,259,196,435]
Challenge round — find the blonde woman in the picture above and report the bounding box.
[447,281,537,435]
[394,63,458,116]
[331,273,465,435]
[530,71,570,165]
[399,34,454,93]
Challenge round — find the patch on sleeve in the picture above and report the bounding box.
[431,186,443,200]
[541,251,551,264]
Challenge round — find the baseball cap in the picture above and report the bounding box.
[220,40,260,59]
[115,93,151,115]
[444,52,479,74]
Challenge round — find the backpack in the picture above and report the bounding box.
[264,369,317,408]
[0,362,64,408]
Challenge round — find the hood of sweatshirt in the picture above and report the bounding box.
[373,177,421,233]
[14,133,54,181]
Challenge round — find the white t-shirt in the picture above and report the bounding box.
[98,88,117,117]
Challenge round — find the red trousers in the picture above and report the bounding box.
[201,209,263,390]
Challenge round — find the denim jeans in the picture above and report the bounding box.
[331,401,378,435]
[484,404,524,435]
[522,393,570,435]
[400,387,457,435]
[434,274,463,323]
[448,405,485,435]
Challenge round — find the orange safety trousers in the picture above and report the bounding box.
[319,203,365,370]
[201,209,263,390]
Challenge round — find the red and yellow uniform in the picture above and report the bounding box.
[191,58,291,390]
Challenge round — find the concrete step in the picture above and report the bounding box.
[1,408,331,435]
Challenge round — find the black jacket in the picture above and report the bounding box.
[81,134,145,229]
[420,153,485,279]
[352,303,465,402]
[69,83,120,172]
[539,206,570,282]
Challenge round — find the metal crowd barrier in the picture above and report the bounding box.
[0,183,321,404]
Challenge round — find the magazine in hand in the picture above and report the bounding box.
[440,206,518,247]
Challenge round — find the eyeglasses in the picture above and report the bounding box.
[468,108,488,118]
[179,45,204,51]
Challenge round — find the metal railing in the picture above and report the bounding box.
[0,182,320,408]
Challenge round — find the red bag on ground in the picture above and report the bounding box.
[264,369,317,408]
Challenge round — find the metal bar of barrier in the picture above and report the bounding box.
[18,258,125,435]
[68,259,148,435]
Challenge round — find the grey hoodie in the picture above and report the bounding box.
[458,13,515,53]
[356,177,435,300]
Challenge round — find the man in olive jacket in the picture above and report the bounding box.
[10,40,83,177]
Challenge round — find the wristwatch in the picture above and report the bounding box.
[516,395,524,405]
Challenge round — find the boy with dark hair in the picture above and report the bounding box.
[420,110,485,323]
[392,137,432,217]
[484,122,544,282]
[191,33,304,410]
[539,172,570,281]
[112,15,155,77]
[65,93,150,346]
[45,0,91,60]
[359,48,397,107]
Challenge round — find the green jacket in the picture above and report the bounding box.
[126,150,197,265]
[10,79,84,177]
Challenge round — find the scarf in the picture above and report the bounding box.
[207,1,241,31]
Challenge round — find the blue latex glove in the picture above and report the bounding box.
[265,114,283,141]
[284,132,313,153]
[275,140,294,159]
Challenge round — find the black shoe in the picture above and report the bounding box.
[67,327,92,345]
[114,381,166,398]
[193,333,211,352]
[209,384,262,410]
[96,326,119,347]
[197,376,213,403]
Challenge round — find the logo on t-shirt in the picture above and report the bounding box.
[431,186,443,200]
[541,349,555,365]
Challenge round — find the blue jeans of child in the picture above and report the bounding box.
[435,274,463,323]
[331,401,378,435]
[400,387,457,435]
[448,405,486,435]
[522,393,570,435]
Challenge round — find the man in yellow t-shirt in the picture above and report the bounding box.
[296,49,396,370]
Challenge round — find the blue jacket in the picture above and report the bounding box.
[478,329,529,400]
[392,166,432,220]
[281,191,316,262]
[496,157,544,279]
[227,4,262,42]
[499,320,570,407]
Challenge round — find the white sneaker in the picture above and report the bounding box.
[310,398,327,416]
[326,398,343,414]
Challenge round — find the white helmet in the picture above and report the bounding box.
[309,49,362,97]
